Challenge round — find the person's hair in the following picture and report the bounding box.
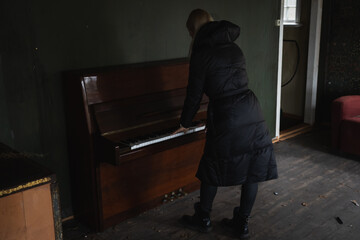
[186,9,214,57]
[186,9,214,36]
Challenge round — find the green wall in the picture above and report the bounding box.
[0,0,280,217]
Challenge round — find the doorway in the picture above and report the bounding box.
[276,0,323,139]
[280,0,312,132]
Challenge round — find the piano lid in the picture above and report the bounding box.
[80,59,190,105]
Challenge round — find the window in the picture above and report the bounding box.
[283,0,301,25]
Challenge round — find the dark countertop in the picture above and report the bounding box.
[0,142,55,197]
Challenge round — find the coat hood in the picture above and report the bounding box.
[193,21,240,50]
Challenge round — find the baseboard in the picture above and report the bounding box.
[279,123,312,141]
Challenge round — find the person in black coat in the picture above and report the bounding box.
[174,9,278,239]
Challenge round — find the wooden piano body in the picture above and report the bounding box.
[63,58,208,231]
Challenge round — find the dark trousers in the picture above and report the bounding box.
[200,182,258,216]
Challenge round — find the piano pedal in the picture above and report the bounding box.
[162,188,188,203]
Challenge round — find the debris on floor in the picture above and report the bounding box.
[350,200,359,207]
[335,217,343,224]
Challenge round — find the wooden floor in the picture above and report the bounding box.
[63,127,360,240]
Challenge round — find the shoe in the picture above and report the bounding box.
[221,207,250,239]
[180,202,212,233]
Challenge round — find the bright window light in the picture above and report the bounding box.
[284,0,301,25]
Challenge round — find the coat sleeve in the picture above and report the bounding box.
[180,52,208,128]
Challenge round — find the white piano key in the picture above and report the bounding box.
[130,125,205,150]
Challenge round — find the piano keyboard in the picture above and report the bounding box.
[122,125,206,150]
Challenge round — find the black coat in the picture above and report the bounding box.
[180,21,278,186]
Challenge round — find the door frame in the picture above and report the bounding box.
[275,0,285,138]
[275,0,323,138]
[304,0,323,125]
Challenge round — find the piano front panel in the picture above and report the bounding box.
[99,138,205,227]
[93,88,208,138]
[93,88,186,136]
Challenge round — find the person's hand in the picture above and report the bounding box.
[172,126,189,135]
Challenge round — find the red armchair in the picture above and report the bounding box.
[331,95,360,156]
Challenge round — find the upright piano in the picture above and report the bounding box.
[63,58,208,231]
